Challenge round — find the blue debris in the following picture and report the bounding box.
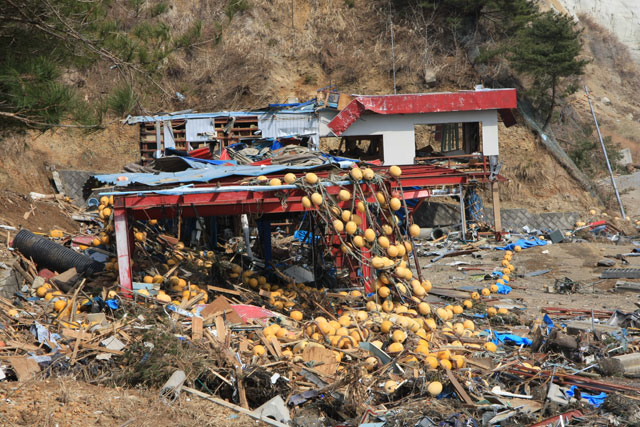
[496,237,548,251]
[564,386,606,407]
[490,330,532,346]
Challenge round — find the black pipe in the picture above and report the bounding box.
[12,229,104,275]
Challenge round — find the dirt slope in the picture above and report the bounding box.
[5,0,640,215]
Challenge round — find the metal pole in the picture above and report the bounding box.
[585,86,625,218]
[390,18,397,94]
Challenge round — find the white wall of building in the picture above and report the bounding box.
[320,110,499,165]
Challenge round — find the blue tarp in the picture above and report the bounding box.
[496,237,549,251]
[496,284,512,294]
[94,163,333,187]
[564,386,606,407]
[490,330,532,346]
[294,230,321,244]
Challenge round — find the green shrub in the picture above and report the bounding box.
[150,1,169,17]
[225,0,250,20]
[107,84,137,116]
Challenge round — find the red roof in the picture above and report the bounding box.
[328,89,517,135]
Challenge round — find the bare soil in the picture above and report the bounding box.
[420,239,640,321]
[0,191,80,234]
[0,378,254,426]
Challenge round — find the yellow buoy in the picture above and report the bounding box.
[384,380,398,394]
[302,196,312,208]
[356,201,366,213]
[421,280,432,293]
[387,342,404,353]
[363,168,375,180]
[290,310,303,321]
[372,257,385,269]
[364,228,376,242]
[253,345,266,356]
[54,299,67,312]
[345,221,357,235]
[353,235,365,248]
[378,236,390,248]
[484,342,497,352]
[341,210,352,222]
[381,300,394,313]
[305,172,318,184]
[381,224,393,235]
[463,319,475,330]
[387,245,398,258]
[311,193,323,206]
[338,189,351,201]
[487,307,497,317]
[418,302,431,315]
[376,192,386,204]
[349,167,364,182]
[391,330,406,343]
[333,219,344,233]
[409,224,420,237]
[427,381,443,396]
[270,178,282,186]
[389,165,402,178]
[389,197,402,211]
[378,286,390,298]
[284,173,296,184]
[481,288,490,296]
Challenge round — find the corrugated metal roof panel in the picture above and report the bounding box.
[92,163,334,187]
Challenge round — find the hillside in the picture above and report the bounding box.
[3,0,640,214]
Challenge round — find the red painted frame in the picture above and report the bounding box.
[113,164,500,293]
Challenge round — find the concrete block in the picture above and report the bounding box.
[252,395,291,425]
[599,353,640,376]
[566,320,622,336]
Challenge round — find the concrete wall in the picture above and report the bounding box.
[548,0,640,63]
[319,110,499,165]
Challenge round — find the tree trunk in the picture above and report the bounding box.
[543,75,557,130]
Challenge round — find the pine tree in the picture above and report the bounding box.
[509,11,587,129]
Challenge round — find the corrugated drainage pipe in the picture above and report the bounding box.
[12,229,104,275]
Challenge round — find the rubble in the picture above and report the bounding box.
[1,156,640,426]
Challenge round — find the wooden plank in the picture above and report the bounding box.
[80,343,124,355]
[492,181,501,232]
[4,356,40,381]
[200,296,243,324]
[446,368,474,405]
[215,315,226,344]
[183,386,288,427]
[207,285,242,296]
[192,316,203,341]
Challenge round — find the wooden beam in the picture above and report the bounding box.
[491,181,501,233]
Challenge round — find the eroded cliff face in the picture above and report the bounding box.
[546,0,640,63]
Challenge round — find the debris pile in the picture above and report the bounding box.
[2,166,640,426]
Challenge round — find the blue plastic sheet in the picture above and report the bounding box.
[294,230,321,244]
[105,299,119,309]
[543,314,555,332]
[564,386,606,407]
[496,237,548,251]
[490,330,532,346]
[496,284,512,294]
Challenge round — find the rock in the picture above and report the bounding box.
[601,96,612,105]
[424,69,437,86]
[597,258,617,267]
